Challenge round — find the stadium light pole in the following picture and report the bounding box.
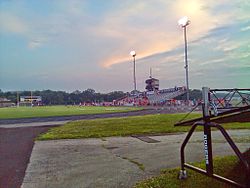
[178,16,190,101]
[16,91,19,107]
[130,50,137,91]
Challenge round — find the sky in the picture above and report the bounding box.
[0,0,249,92]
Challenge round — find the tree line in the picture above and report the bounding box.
[0,89,202,105]
[175,89,202,100]
[0,89,126,105]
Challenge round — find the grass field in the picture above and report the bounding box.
[38,113,250,140]
[134,155,245,188]
[0,106,143,119]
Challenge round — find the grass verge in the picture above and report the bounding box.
[134,155,246,188]
[37,113,250,140]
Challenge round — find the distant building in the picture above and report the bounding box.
[0,98,14,107]
[20,96,42,106]
[145,76,159,91]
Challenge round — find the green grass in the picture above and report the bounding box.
[37,113,250,140]
[122,157,145,171]
[134,156,244,188]
[0,106,143,119]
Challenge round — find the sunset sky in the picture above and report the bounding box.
[0,0,249,92]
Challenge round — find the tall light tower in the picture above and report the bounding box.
[130,50,137,91]
[178,16,190,101]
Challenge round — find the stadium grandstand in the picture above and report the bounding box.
[114,75,187,106]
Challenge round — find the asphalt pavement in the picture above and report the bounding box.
[21,130,250,188]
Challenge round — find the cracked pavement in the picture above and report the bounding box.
[21,130,250,188]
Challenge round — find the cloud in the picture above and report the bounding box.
[1,0,238,66]
[214,42,241,52]
[28,40,42,49]
[0,3,84,50]
[92,0,235,68]
[241,25,250,31]
[0,12,48,49]
[0,12,28,34]
[1,0,249,91]
[200,58,226,66]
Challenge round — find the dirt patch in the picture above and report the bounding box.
[0,126,58,188]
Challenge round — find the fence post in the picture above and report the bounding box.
[202,87,214,176]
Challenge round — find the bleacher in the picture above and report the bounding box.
[114,86,186,106]
[146,87,186,104]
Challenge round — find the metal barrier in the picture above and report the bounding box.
[175,87,250,188]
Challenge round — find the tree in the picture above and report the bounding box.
[0,89,126,105]
[175,89,202,100]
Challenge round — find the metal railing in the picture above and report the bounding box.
[175,87,250,188]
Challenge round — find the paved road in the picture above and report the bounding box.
[22,130,250,188]
[0,126,59,188]
[0,121,69,128]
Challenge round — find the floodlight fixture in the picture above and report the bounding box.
[130,50,136,57]
[178,16,190,27]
